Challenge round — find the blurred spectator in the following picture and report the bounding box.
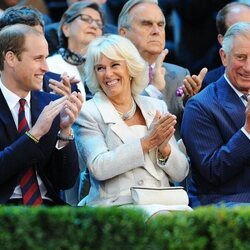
[0,5,45,32]
[0,0,20,16]
[0,0,52,24]
[172,0,233,74]
[46,1,104,99]
[22,0,49,15]
[107,0,177,61]
[45,0,117,56]
[202,2,250,88]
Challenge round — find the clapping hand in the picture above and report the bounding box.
[29,92,83,142]
[49,72,80,96]
[141,110,176,156]
[29,96,68,140]
[60,91,84,130]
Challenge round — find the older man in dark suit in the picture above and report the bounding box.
[181,22,250,207]
[118,0,207,139]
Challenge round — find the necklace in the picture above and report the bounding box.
[117,98,137,120]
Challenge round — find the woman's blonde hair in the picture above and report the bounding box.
[84,34,148,95]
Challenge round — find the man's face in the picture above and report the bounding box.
[220,34,250,93]
[226,5,250,29]
[11,33,49,95]
[120,3,165,63]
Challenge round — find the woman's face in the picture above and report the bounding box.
[95,54,132,100]
[63,7,103,51]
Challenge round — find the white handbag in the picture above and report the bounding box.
[130,186,189,206]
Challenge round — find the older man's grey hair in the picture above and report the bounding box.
[84,34,148,95]
[222,21,250,54]
[118,0,159,30]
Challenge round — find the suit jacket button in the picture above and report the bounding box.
[138,180,144,185]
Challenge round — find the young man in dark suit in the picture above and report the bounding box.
[0,24,83,205]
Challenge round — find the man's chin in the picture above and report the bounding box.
[32,81,43,91]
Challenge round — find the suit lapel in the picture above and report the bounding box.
[93,92,134,143]
[0,89,18,141]
[215,77,246,129]
[134,95,155,128]
[93,93,155,143]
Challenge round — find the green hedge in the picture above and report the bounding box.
[0,206,249,250]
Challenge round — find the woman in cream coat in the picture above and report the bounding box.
[74,34,189,206]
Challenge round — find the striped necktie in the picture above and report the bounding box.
[18,99,43,206]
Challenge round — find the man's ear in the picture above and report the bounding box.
[219,48,227,67]
[119,27,127,36]
[4,51,16,68]
[217,34,224,45]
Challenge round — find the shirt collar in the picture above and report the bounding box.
[224,74,246,98]
[0,78,31,110]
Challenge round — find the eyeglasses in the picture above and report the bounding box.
[75,14,103,30]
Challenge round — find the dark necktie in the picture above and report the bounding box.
[242,94,249,102]
[18,99,43,206]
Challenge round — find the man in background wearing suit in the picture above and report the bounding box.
[118,0,207,139]
[181,22,250,208]
[202,2,250,88]
[0,24,83,205]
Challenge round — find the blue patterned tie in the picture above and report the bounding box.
[18,99,43,206]
[242,94,249,102]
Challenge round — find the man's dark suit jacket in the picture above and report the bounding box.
[0,89,79,204]
[181,76,250,207]
[202,65,225,89]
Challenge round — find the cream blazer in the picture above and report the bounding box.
[74,92,189,206]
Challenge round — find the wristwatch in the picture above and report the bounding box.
[158,150,169,165]
[158,155,169,165]
[57,129,74,141]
